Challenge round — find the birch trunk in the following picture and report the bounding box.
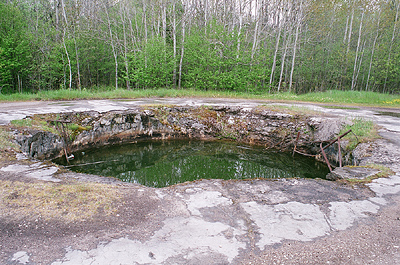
[74,36,81,91]
[236,12,243,60]
[178,19,186,89]
[143,0,148,70]
[62,32,72,90]
[341,2,354,89]
[270,6,285,86]
[278,29,289,92]
[346,6,354,56]
[121,3,130,89]
[366,10,381,91]
[383,2,400,92]
[289,0,303,93]
[351,11,364,91]
[204,0,208,34]
[343,14,349,44]
[355,40,366,90]
[251,0,259,60]
[162,1,167,87]
[172,1,177,88]
[105,5,118,90]
[61,0,72,90]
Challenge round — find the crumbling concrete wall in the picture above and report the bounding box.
[14,106,350,164]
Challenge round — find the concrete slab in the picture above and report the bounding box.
[1,99,400,264]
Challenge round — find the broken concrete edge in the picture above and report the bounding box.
[327,164,395,183]
[4,105,371,177]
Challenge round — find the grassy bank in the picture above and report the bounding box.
[0,88,399,107]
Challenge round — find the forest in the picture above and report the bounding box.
[1,0,400,94]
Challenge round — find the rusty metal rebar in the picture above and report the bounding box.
[49,119,71,164]
[322,129,352,150]
[320,142,333,172]
[320,129,353,172]
[292,131,301,157]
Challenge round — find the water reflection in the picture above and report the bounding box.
[54,140,330,188]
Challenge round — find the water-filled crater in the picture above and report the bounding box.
[54,140,330,188]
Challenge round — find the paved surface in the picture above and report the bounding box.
[1,98,400,264]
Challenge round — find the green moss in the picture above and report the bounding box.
[10,119,33,127]
[11,118,58,134]
[10,112,93,144]
[342,164,394,184]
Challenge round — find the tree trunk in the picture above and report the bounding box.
[366,10,381,91]
[289,0,303,93]
[236,13,243,60]
[341,2,355,89]
[351,11,364,91]
[355,39,366,91]
[251,0,259,60]
[120,2,130,89]
[61,0,72,90]
[74,36,81,91]
[383,2,400,92]
[105,4,118,90]
[172,1,177,88]
[62,32,72,90]
[162,1,168,87]
[178,18,186,89]
[143,0,148,71]
[278,28,289,92]
[270,6,285,87]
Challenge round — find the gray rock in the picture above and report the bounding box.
[16,131,64,159]
[311,117,344,142]
[326,166,380,181]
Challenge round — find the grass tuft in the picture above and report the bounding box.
[0,89,399,108]
[341,118,379,150]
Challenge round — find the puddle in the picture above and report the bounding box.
[323,106,360,110]
[54,140,329,188]
[375,111,400,118]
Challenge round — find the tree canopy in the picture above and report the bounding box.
[1,0,400,94]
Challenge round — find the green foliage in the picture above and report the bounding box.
[1,1,400,94]
[11,118,57,134]
[10,119,33,128]
[181,24,271,92]
[340,118,379,150]
[0,3,31,93]
[129,37,174,89]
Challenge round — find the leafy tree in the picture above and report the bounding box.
[0,2,31,93]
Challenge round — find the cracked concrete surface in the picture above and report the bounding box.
[1,98,400,264]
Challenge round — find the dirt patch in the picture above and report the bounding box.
[0,180,120,222]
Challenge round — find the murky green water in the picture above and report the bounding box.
[54,140,330,188]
